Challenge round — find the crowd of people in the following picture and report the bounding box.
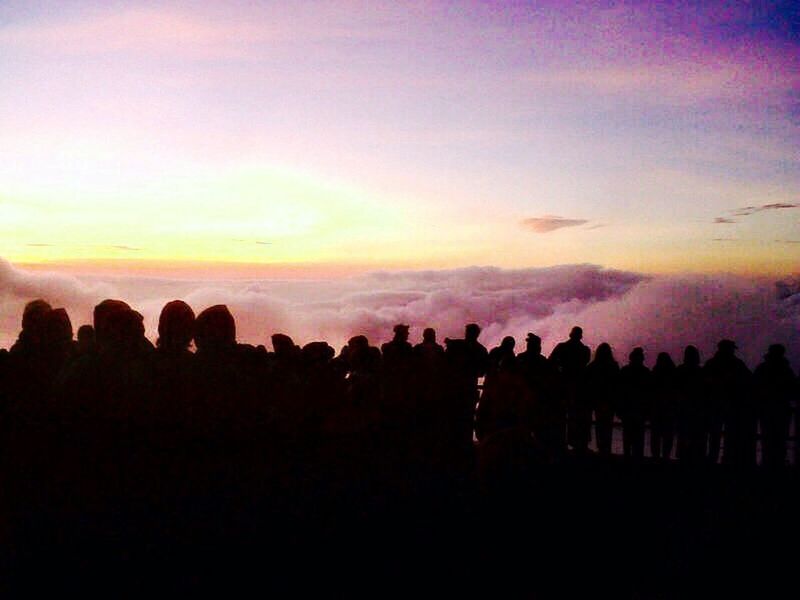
[0,297,796,473]
[1,296,799,592]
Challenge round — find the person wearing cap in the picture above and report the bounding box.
[517,333,563,458]
[754,344,796,467]
[704,339,753,466]
[381,324,415,428]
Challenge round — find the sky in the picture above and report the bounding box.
[1,1,799,362]
[0,0,798,276]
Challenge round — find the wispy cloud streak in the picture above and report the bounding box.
[521,216,589,233]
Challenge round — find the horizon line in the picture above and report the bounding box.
[8,257,796,281]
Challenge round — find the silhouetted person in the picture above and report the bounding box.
[152,300,196,446]
[299,340,342,433]
[192,305,240,438]
[76,324,96,357]
[92,299,131,350]
[3,300,68,517]
[650,352,678,460]
[414,327,444,361]
[518,333,563,459]
[754,344,796,468]
[413,327,446,406]
[444,324,488,461]
[487,336,516,381]
[52,300,155,516]
[476,353,533,446]
[381,324,415,427]
[584,343,620,457]
[550,326,591,453]
[478,336,517,441]
[619,348,651,460]
[272,333,302,364]
[268,333,304,435]
[340,335,382,431]
[9,299,52,356]
[157,300,194,353]
[4,300,62,447]
[705,340,753,466]
[675,346,707,464]
[410,328,447,455]
[43,307,74,348]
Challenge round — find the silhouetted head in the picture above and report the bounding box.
[569,326,583,342]
[500,336,515,351]
[157,300,195,351]
[716,339,737,357]
[525,333,541,354]
[19,299,52,346]
[194,305,236,352]
[655,352,675,370]
[765,343,786,361]
[93,299,132,348]
[271,333,296,356]
[423,327,436,343]
[595,342,614,363]
[393,323,410,342]
[22,298,53,330]
[104,307,145,352]
[43,308,73,347]
[77,325,96,354]
[683,345,700,367]
[302,341,335,364]
[348,335,369,350]
[465,323,481,341]
[629,347,645,366]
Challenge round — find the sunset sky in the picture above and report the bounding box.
[1,1,798,276]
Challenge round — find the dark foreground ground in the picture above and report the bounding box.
[1,435,799,598]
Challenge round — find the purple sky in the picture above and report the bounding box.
[0,1,798,273]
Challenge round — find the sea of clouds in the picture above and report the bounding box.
[1,258,798,369]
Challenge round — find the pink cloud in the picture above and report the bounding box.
[0,5,399,60]
[521,216,589,233]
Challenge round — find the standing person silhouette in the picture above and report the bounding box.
[518,333,562,459]
[444,324,488,463]
[381,324,415,429]
[754,344,796,468]
[619,348,651,460]
[704,340,752,466]
[675,346,706,464]
[583,343,620,457]
[549,327,591,454]
[651,352,678,460]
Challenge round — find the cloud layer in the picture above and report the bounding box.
[1,258,798,369]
